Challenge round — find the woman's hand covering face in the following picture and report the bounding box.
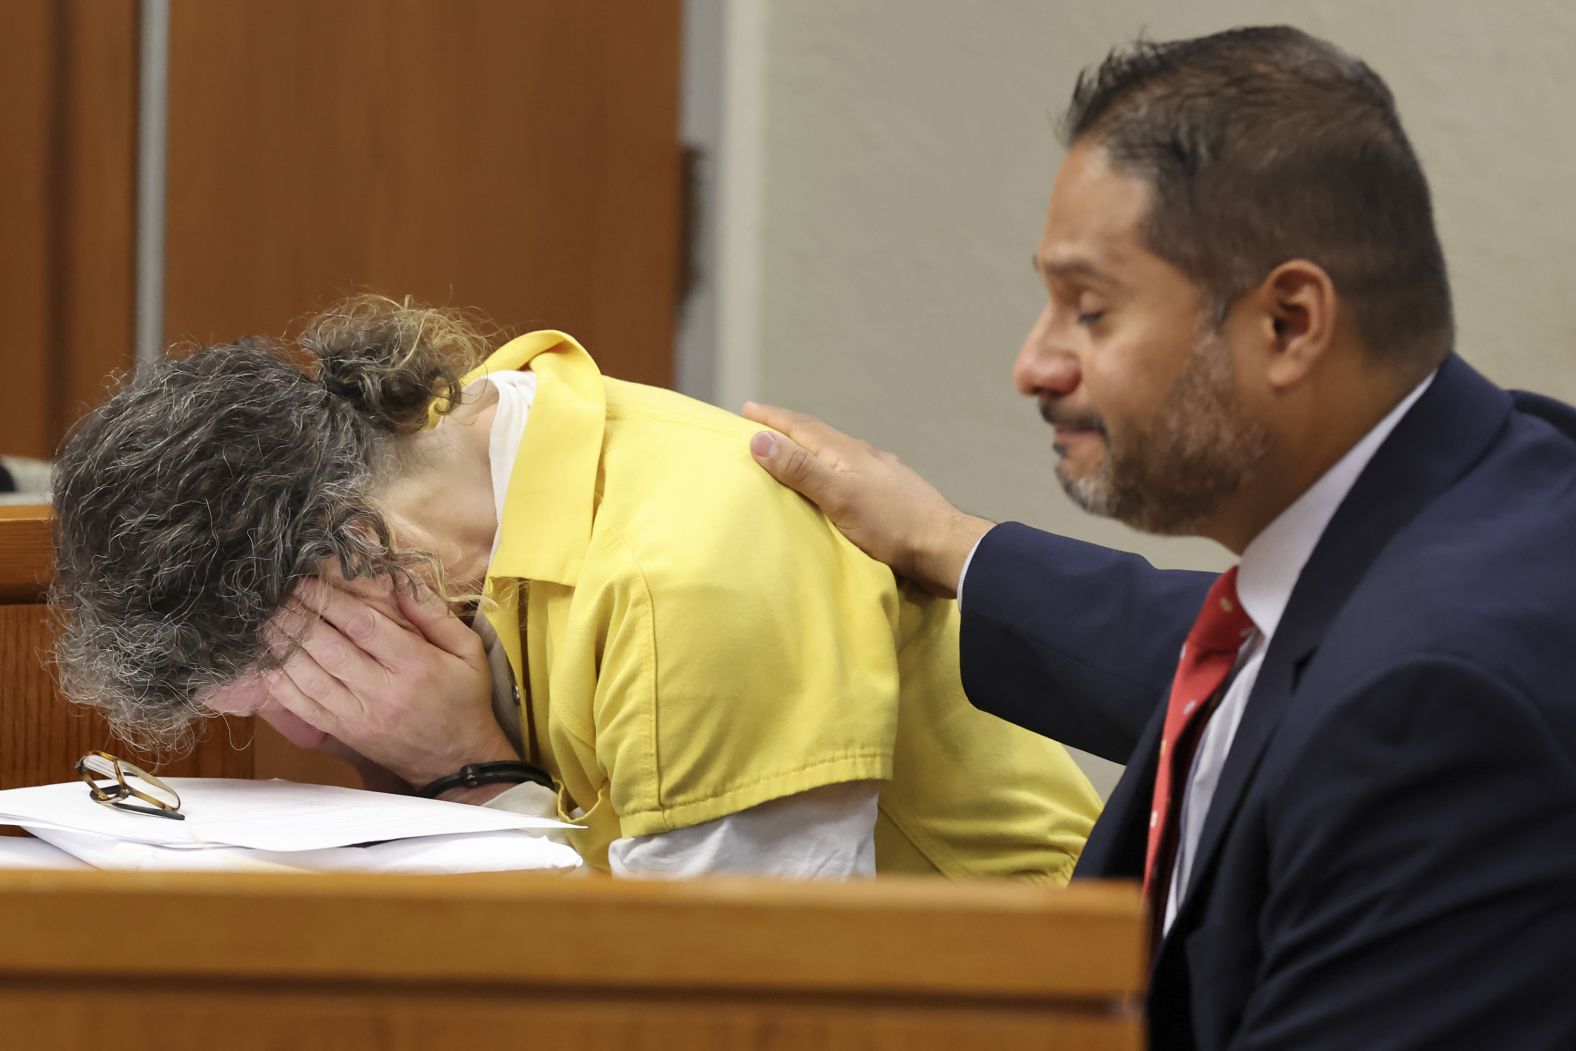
[258,574,518,788]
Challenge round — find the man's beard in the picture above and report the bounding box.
[1054,329,1269,536]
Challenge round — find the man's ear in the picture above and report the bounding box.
[1259,260,1338,391]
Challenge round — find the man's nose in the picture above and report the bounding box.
[1013,309,1082,398]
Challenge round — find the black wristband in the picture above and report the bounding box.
[415,760,554,799]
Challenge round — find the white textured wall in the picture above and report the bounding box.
[723,1,1576,796]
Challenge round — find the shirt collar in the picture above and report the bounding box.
[461,330,605,588]
[1237,371,1436,641]
[479,369,539,564]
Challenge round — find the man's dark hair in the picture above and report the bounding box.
[1063,25,1453,372]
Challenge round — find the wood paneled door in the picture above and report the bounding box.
[1,0,683,455]
[0,0,138,461]
[163,0,683,385]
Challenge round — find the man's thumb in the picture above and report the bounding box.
[750,430,823,496]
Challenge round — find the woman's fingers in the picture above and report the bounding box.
[254,573,506,787]
[294,574,478,669]
[319,568,419,631]
[394,576,484,663]
[263,595,381,729]
[264,653,340,738]
[294,577,409,669]
[254,693,332,750]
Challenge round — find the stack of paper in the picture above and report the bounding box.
[0,778,581,874]
[0,837,89,870]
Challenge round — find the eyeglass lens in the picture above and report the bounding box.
[78,752,182,813]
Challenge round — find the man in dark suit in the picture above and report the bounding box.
[743,25,1576,1050]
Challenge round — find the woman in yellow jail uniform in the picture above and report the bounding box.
[50,296,1100,880]
[471,329,1099,877]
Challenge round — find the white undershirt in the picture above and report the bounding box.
[482,370,537,564]
[474,371,879,877]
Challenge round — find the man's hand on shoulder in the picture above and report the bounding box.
[743,402,992,597]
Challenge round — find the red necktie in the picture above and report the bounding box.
[1143,567,1255,910]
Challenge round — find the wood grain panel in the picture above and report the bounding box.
[252,719,362,788]
[0,1,136,461]
[0,871,1145,1049]
[0,869,1141,1002]
[0,505,53,603]
[163,0,683,386]
[57,0,139,431]
[0,1,60,460]
[0,872,1147,999]
[1,989,1140,1051]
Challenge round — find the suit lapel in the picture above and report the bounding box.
[1078,703,1165,877]
[1167,355,1512,932]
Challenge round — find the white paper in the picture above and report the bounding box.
[28,825,581,874]
[0,778,577,852]
[0,835,91,870]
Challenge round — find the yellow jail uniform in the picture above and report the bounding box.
[468,331,1101,878]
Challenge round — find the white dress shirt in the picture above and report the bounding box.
[1163,373,1434,930]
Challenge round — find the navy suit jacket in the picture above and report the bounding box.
[960,355,1576,1049]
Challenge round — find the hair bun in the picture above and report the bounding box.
[317,354,370,403]
[301,295,491,434]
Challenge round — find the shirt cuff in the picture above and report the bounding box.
[482,780,561,821]
[956,532,989,612]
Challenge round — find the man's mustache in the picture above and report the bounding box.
[1038,399,1107,436]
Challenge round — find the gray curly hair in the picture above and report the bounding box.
[50,295,492,754]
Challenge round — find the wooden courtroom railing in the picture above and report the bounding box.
[0,503,1146,1048]
[0,870,1145,1050]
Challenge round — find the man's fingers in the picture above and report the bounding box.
[742,402,851,459]
[741,400,810,435]
[748,428,841,503]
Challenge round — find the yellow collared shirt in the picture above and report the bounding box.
[467,332,1100,877]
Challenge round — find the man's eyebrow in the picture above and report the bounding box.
[1031,254,1120,287]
